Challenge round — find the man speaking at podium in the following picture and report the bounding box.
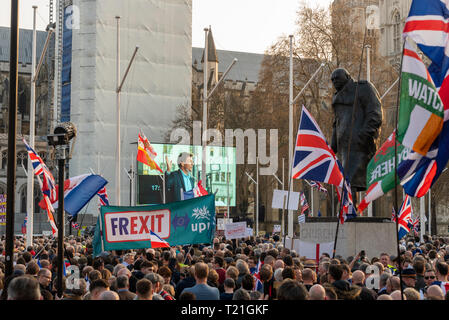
[165,152,195,203]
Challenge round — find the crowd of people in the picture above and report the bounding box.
[0,233,449,300]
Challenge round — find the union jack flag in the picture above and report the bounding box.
[71,222,80,230]
[300,192,310,215]
[23,138,57,236]
[398,0,449,197]
[398,195,414,240]
[412,216,420,233]
[335,179,357,224]
[252,259,263,292]
[97,187,109,206]
[23,138,46,176]
[292,106,344,188]
[391,207,396,222]
[307,180,328,193]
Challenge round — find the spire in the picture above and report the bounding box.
[202,26,218,63]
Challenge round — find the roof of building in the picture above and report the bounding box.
[193,47,266,84]
[0,27,50,65]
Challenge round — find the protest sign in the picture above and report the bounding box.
[224,221,247,240]
[93,194,215,255]
[272,189,300,210]
[0,194,5,226]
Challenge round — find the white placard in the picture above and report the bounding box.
[224,221,247,240]
[271,189,300,210]
[246,227,253,237]
[217,218,233,230]
[273,224,281,233]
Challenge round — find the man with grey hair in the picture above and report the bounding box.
[165,152,195,202]
[235,259,250,287]
[144,273,165,300]
[116,275,136,300]
[378,272,392,295]
[99,290,119,300]
[7,275,42,300]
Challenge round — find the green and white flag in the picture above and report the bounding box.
[397,40,444,156]
[358,131,410,212]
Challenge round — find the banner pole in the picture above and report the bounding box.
[394,40,406,301]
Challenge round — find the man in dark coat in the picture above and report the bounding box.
[330,68,382,193]
[165,152,195,202]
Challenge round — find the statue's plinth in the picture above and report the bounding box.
[289,217,397,259]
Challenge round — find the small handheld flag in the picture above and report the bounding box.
[398,195,413,240]
[149,230,170,248]
[22,217,27,235]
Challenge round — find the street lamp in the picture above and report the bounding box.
[47,121,77,298]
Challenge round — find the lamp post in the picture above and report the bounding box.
[5,0,20,278]
[47,122,77,298]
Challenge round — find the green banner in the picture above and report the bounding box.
[367,131,407,189]
[93,194,216,255]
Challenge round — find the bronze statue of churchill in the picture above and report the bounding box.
[330,68,382,192]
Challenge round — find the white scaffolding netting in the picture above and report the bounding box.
[70,0,192,212]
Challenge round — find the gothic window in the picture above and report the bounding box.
[393,11,401,54]
[20,183,42,213]
[17,151,28,169]
[1,150,7,169]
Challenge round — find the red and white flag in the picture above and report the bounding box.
[150,230,170,248]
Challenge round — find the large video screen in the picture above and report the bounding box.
[137,143,236,207]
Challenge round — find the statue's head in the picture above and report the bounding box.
[331,68,351,91]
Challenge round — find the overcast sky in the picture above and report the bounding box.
[0,0,332,54]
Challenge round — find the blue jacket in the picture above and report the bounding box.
[165,170,195,203]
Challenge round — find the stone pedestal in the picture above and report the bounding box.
[295,218,397,260]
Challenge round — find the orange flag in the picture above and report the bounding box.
[137,131,163,173]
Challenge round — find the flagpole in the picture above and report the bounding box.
[288,35,294,238]
[281,158,285,238]
[394,40,406,301]
[26,5,38,248]
[310,185,314,216]
[201,27,209,185]
[420,195,425,243]
[284,108,304,245]
[428,189,431,235]
[5,0,20,278]
[256,156,259,236]
[332,189,345,258]
[115,16,121,206]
